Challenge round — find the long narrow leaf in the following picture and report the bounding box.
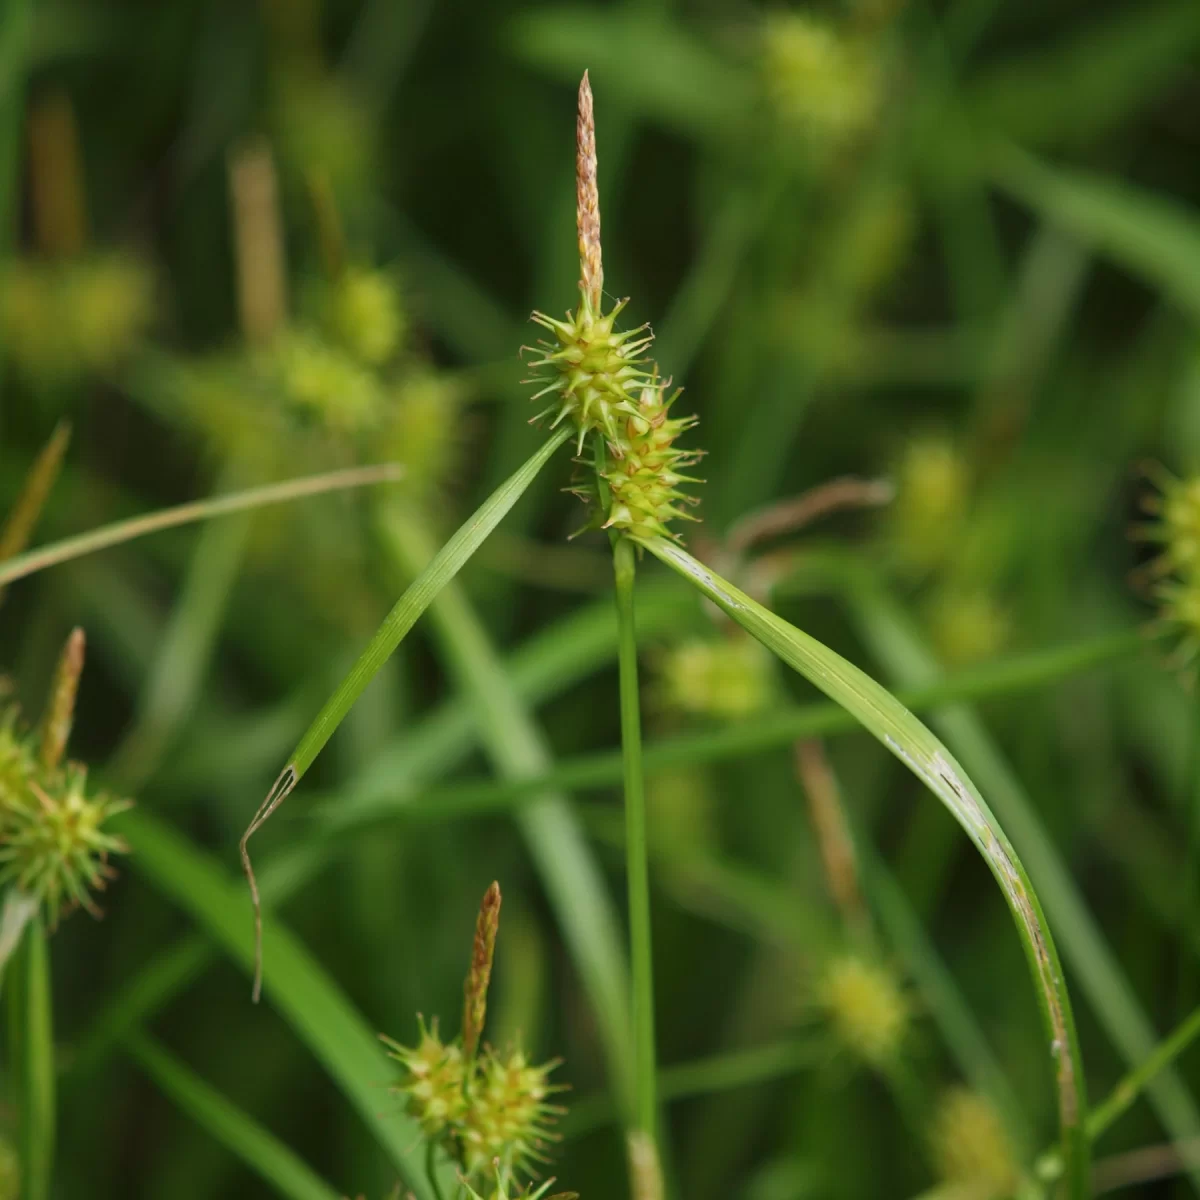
[377,503,637,1122]
[125,1032,344,1200]
[118,809,445,1200]
[639,535,1090,1198]
[0,462,404,589]
[241,427,570,999]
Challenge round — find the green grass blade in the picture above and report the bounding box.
[6,918,54,1200]
[353,628,1144,830]
[241,427,570,1000]
[377,502,637,1123]
[992,145,1200,323]
[639,535,1090,1198]
[125,1031,344,1200]
[0,463,404,590]
[845,578,1200,1195]
[117,808,445,1200]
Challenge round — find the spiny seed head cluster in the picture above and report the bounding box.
[381,883,569,1192]
[1135,467,1200,674]
[817,954,910,1068]
[380,1019,467,1137]
[0,711,131,928]
[526,71,702,543]
[929,1087,1020,1200]
[383,1023,564,1182]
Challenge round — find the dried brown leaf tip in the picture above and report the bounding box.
[576,71,603,311]
[462,880,502,1063]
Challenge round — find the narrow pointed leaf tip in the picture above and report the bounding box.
[241,428,570,1001]
[638,535,1089,1195]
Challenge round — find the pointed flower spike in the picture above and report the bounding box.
[576,71,603,312]
[39,627,85,771]
[463,880,502,1065]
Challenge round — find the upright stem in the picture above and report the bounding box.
[613,537,659,1152]
[7,919,54,1200]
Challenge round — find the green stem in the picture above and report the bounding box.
[1089,1004,1200,1144]
[614,536,658,1147]
[7,918,54,1200]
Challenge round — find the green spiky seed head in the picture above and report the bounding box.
[0,754,131,929]
[381,1018,468,1138]
[323,267,406,367]
[526,295,655,452]
[459,1048,564,1180]
[461,1165,577,1200]
[818,954,909,1068]
[929,1088,1020,1200]
[1136,468,1200,579]
[595,380,702,542]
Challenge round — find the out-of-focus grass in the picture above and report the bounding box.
[3,0,1200,1196]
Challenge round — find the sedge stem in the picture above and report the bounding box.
[613,536,659,1152]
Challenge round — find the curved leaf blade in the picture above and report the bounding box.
[639,535,1089,1198]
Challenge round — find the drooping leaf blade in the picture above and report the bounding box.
[639,535,1090,1198]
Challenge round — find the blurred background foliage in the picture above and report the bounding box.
[2,0,1200,1196]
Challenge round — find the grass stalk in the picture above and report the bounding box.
[7,919,54,1200]
[614,536,659,1149]
[0,463,404,589]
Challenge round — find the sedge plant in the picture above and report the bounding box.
[244,72,1091,1198]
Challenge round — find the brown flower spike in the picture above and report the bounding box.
[576,72,603,312]
[463,880,502,1064]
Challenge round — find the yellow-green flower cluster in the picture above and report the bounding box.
[929,1088,1021,1200]
[0,254,153,384]
[462,1163,577,1200]
[0,709,131,928]
[656,636,776,721]
[382,1022,563,1185]
[761,12,883,148]
[526,298,702,542]
[817,954,909,1069]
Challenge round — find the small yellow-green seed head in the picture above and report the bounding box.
[526,297,655,451]
[263,329,386,434]
[657,636,776,721]
[0,754,132,929]
[322,267,406,367]
[929,1088,1020,1200]
[817,954,909,1068]
[762,13,883,147]
[382,370,464,506]
[926,586,1010,667]
[459,1047,563,1180]
[889,435,970,574]
[381,1019,468,1139]
[598,381,701,542]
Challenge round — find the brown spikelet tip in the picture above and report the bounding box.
[576,71,603,312]
[462,881,502,1061]
[40,626,85,770]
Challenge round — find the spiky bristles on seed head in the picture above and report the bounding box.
[0,754,132,928]
[525,72,702,542]
[462,1162,578,1200]
[459,1048,566,1178]
[381,1017,468,1138]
